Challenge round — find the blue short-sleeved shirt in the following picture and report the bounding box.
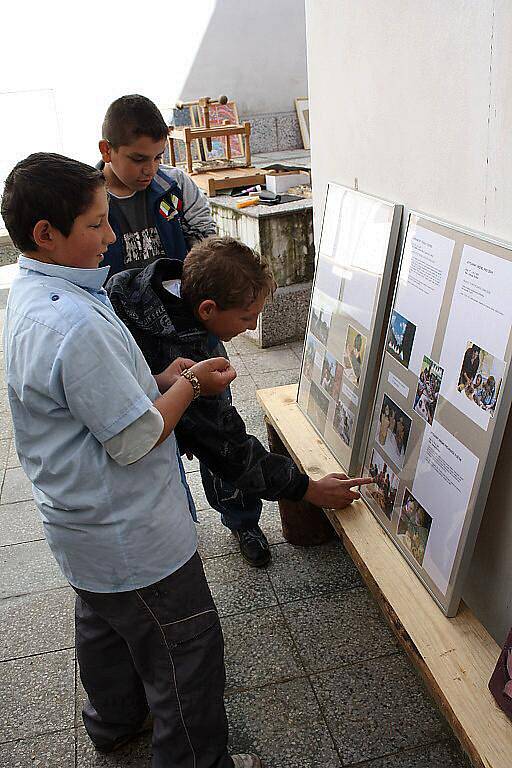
[3,256,197,592]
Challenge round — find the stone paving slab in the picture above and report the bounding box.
[203,553,277,617]
[0,588,75,662]
[1,466,32,505]
[0,499,44,546]
[282,586,398,673]
[222,605,305,692]
[356,740,471,767]
[267,540,362,604]
[0,728,76,768]
[226,677,341,768]
[311,653,448,765]
[0,649,74,743]
[0,540,67,599]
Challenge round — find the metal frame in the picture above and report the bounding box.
[297,182,402,476]
[360,211,512,616]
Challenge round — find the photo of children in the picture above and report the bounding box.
[307,381,330,430]
[343,325,367,387]
[375,393,412,469]
[413,356,443,425]
[367,448,399,520]
[310,295,333,346]
[320,351,343,400]
[304,335,322,379]
[457,341,505,419]
[397,489,432,566]
[386,309,416,368]
[333,399,355,446]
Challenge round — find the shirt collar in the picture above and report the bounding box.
[18,255,110,292]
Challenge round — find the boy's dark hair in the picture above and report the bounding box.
[1,153,105,252]
[102,95,168,149]
[181,236,276,310]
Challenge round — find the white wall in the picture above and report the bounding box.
[180,0,308,115]
[305,0,512,642]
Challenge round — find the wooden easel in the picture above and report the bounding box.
[168,94,267,195]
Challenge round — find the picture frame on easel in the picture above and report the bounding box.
[295,97,310,150]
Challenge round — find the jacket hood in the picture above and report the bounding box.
[106,258,205,342]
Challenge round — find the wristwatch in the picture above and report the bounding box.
[180,368,201,399]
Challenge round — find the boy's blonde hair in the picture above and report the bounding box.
[181,236,275,310]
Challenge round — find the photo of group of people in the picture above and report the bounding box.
[367,448,399,519]
[397,489,432,566]
[387,309,416,368]
[343,325,367,387]
[413,356,444,425]
[457,341,504,419]
[376,394,412,470]
[333,399,354,446]
[320,350,343,400]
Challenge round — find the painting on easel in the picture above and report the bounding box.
[193,100,244,159]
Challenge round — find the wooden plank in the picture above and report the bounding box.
[169,124,246,139]
[256,384,512,768]
[192,167,268,196]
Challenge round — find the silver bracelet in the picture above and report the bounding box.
[180,368,201,400]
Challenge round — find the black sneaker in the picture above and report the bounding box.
[234,525,271,567]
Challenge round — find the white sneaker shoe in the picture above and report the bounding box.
[231,754,262,768]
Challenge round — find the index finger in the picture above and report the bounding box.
[344,476,374,488]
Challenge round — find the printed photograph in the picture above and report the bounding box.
[397,488,432,566]
[386,309,416,368]
[333,399,355,446]
[303,334,322,380]
[366,447,400,520]
[307,382,330,431]
[413,355,444,426]
[457,341,505,419]
[310,293,333,346]
[375,393,412,470]
[343,325,367,387]
[320,350,343,400]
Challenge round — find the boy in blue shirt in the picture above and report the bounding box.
[1,152,261,768]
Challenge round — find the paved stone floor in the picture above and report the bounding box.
[0,284,470,767]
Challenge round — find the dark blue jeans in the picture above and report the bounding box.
[199,462,262,531]
[198,382,262,531]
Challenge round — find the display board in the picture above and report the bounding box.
[298,183,402,474]
[361,213,512,616]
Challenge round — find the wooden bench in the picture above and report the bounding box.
[257,383,512,768]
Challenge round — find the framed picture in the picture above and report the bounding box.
[298,183,402,475]
[361,211,512,616]
[295,97,310,150]
[193,100,244,159]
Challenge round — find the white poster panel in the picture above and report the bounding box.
[440,245,512,429]
[299,183,402,475]
[319,184,344,258]
[393,225,454,375]
[411,422,479,594]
